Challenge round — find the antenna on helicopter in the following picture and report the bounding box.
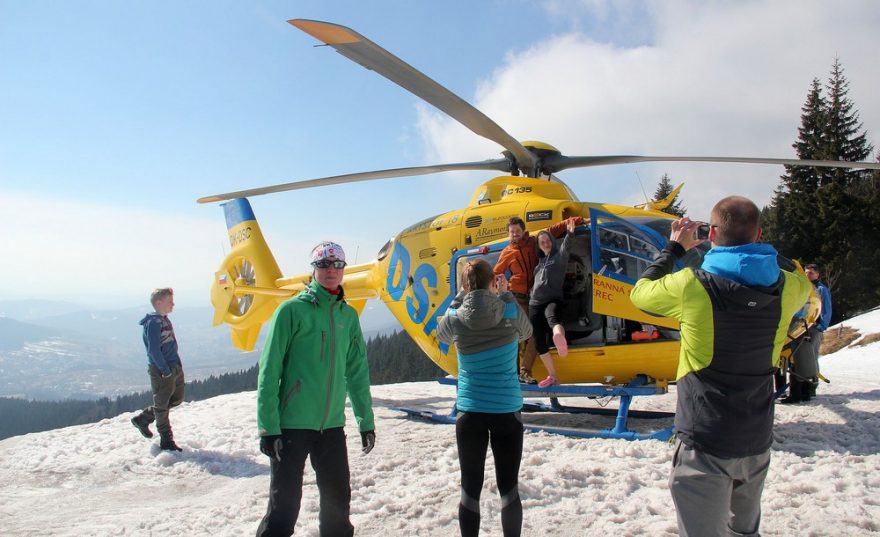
[635,171,650,208]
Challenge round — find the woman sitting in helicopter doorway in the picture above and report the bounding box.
[529,219,577,388]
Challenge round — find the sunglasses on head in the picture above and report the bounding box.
[312,259,347,269]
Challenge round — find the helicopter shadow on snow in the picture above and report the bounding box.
[370,394,456,410]
[372,392,677,438]
[370,387,880,455]
[772,388,880,457]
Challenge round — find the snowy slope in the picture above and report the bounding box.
[1,312,879,536]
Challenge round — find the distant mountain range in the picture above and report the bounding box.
[0,299,400,400]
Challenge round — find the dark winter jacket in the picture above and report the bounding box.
[630,241,811,458]
[437,290,532,413]
[140,313,182,376]
[529,233,574,306]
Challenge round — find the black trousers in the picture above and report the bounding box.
[528,301,562,355]
[456,411,523,537]
[256,427,353,537]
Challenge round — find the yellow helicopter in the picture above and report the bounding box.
[198,19,878,411]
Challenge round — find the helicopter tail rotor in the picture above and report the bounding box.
[211,198,290,350]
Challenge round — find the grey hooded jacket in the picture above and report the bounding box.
[438,290,533,355]
[529,233,574,306]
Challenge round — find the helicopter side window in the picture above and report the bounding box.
[595,225,660,282]
[453,250,502,293]
[631,216,710,270]
[589,210,666,285]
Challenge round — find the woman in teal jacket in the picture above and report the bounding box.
[256,242,374,537]
[437,259,532,537]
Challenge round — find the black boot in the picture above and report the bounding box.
[160,433,183,452]
[131,413,154,439]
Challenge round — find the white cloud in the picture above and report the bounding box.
[418,0,880,218]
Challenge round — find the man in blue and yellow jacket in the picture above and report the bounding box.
[256,241,375,537]
[630,196,811,537]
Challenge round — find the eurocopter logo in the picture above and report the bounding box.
[526,210,552,222]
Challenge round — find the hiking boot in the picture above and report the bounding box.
[160,435,183,452]
[538,375,559,389]
[518,368,538,385]
[131,415,153,439]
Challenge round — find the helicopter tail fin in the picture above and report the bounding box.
[211,198,288,351]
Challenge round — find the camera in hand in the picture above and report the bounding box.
[695,223,711,240]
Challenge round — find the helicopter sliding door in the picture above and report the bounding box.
[588,209,679,330]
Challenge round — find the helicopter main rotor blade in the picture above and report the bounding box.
[289,19,537,175]
[197,159,512,203]
[543,154,880,174]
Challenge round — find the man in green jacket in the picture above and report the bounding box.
[630,196,811,537]
[256,241,375,537]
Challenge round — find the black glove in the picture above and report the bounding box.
[260,435,283,462]
[361,430,375,455]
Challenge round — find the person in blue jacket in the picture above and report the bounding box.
[630,196,811,537]
[130,287,185,451]
[781,263,831,403]
[806,263,832,397]
[437,259,533,537]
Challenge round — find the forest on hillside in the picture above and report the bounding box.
[0,330,442,440]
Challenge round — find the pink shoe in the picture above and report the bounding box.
[538,375,559,389]
[553,332,568,357]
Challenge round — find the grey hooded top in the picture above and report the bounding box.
[529,232,574,306]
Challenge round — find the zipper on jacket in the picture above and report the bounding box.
[320,300,336,431]
[320,331,326,361]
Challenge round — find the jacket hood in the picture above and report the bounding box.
[701,273,783,311]
[139,313,162,326]
[454,290,508,331]
[701,243,781,287]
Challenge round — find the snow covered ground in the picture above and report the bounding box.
[2,310,879,536]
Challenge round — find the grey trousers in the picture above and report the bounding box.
[139,365,185,437]
[669,440,770,537]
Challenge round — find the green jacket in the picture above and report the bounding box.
[257,280,374,436]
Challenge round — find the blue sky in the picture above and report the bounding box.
[2,0,878,309]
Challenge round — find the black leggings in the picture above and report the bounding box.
[529,301,562,354]
[456,411,524,537]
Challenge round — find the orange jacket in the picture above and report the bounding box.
[493,217,583,295]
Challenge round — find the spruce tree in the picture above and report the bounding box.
[763,60,877,321]
[652,173,686,217]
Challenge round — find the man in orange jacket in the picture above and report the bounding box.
[494,215,584,383]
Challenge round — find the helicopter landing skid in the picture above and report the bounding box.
[392,377,674,441]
